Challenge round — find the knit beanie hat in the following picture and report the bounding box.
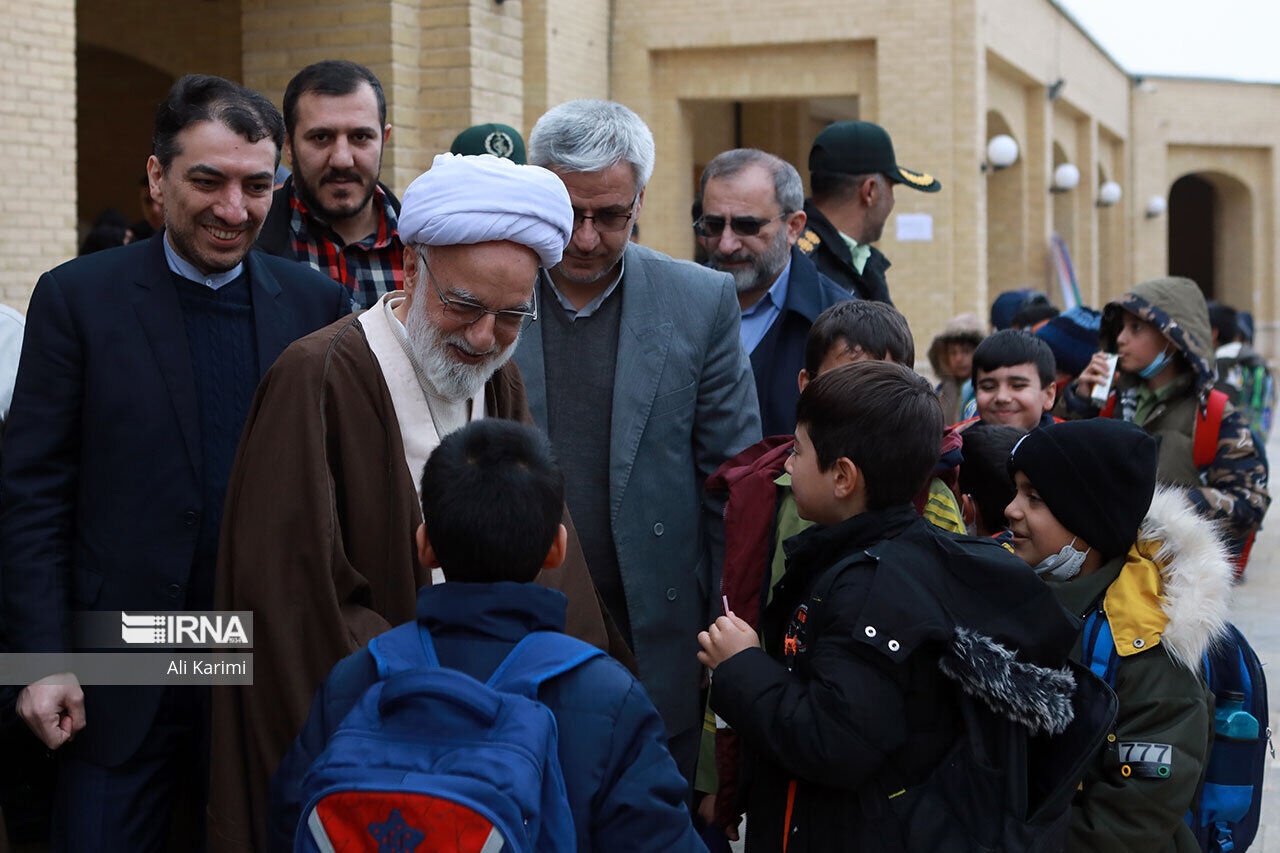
[1036,306,1102,377]
[1009,419,1157,560]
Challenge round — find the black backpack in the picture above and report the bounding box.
[871,659,1117,852]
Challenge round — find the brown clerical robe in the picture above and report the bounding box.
[207,314,628,852]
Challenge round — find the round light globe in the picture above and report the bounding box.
[1052,163,1080,191]
[1146,195,1168,217]
[986,134,1019,169]
[1098,181,1123,206]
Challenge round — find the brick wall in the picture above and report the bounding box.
[0,0,76,311]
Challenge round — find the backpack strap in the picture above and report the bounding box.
[487,631,605,699]
[1081,608,1119,687]
[1194,389,1228,470]
[368,622,440,679]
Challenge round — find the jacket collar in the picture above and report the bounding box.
[784,503,918,571]
[801,200,852,269]
[781,245,833,323]
[415,581,567,643]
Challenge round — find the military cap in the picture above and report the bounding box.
[809,121,940,192]
[449,123,527,164]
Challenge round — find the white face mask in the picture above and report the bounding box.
[1033,537,1091,581]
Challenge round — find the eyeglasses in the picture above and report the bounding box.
[572,194,639,233]
[421,255,538,330]
[693,213,785,239]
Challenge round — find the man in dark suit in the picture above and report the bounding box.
[798,121,941,304]
[696,148,852,438]
[0,74,349,851]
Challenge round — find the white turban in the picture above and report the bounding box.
[398,153,573,268]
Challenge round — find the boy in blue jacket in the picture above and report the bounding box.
[270,419,704,852]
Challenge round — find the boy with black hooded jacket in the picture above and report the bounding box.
[697,361,1079,852]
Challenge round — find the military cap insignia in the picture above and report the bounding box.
[898,167,938,188]
[484,131,515,158]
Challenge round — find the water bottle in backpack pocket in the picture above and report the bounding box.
[294,621,603,853]
[1083,616,1272,852]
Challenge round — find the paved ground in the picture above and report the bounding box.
[1225,430,1280,850]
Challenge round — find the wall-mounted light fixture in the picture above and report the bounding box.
[1050,163,1080,193]
[1145,195,1168,218]
[982,134,1019,172]
[1097,181,1123,207]
[1047,79,1066,101]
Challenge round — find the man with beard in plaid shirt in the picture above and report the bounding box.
[255,60,402,309]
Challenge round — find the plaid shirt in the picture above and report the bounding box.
[288,184,403,309]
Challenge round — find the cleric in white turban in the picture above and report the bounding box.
[399,153,574,268]
[211,148,623,853]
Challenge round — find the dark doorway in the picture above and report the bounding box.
[1168,174,1215,299]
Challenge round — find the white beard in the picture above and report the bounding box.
[403,298,518,402]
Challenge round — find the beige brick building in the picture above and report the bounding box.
[5,0,1279,355]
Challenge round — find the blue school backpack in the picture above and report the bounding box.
[295,621,603,853]
[1082,613,1271,853]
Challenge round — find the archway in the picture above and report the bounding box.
[76,44,174,233]
[1167,171,1253,310]
[985,110,1025,294]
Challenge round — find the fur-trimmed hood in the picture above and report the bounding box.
[939,628,1077,736]
[1112,485,1235,670]
[928,312,985,378]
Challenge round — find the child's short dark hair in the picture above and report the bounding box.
[804,301,915,374]
[959,424,1024,533]
[419,420,564,583]
[1208,303,1241,344]
[795,361,942,509]
[971,329,1056,386]
[1009,302,1059,329]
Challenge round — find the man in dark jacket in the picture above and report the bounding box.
[254,60,402,309]
[271,420,702,853]
[0,74,351,852]
[698,361,1078,851]
[798,121,941,304]
[696,148,852,437]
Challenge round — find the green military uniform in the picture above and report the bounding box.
[798,200,893,303]
[801,121,941,305]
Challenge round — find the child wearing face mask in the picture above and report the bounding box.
[1006,418,1234,853]
[1068,276,1269,563]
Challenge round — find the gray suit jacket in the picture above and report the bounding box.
[515,243,762,736]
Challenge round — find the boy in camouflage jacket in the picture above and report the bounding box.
[1067,276,1269,558]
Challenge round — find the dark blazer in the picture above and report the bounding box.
[799,199,893,304]
[0,234,350,766]
[749,246,853,437]
[254,177,402,258]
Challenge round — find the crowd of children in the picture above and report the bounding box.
[270,275,1270,852]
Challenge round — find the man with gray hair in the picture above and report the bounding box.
[518,100,761,785]
[208,153,626,851]
[696,148,852,436]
